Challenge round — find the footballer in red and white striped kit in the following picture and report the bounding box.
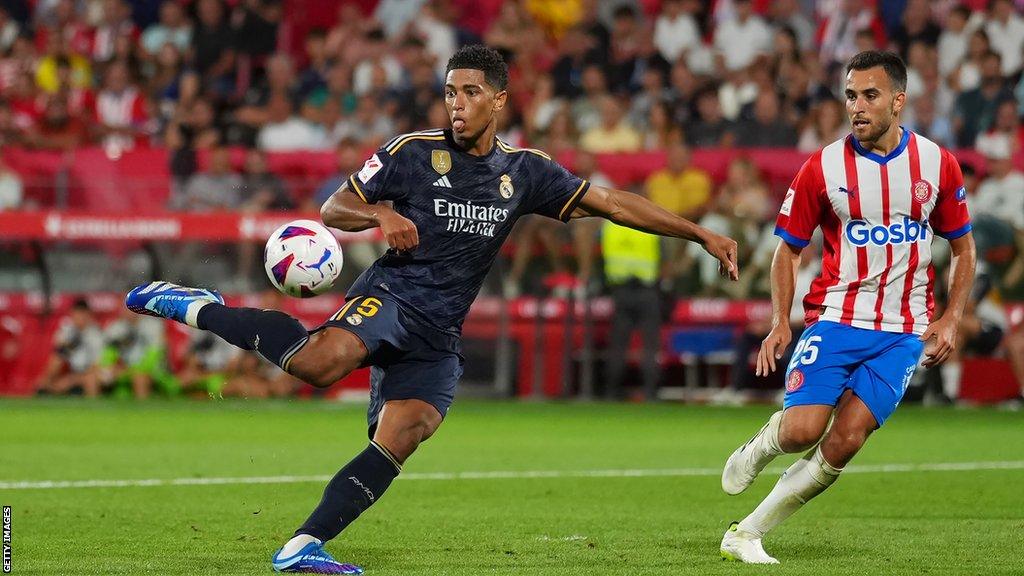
[719,51,977,564]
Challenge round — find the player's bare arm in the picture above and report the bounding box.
[321,184,419,251]
[570,184,739,281]
[921,232,977,367]
[756,240,801,376]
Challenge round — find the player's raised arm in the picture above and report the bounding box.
[320,183,419,251]
[570,184,739,281]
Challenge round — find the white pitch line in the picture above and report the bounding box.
[1,461,1023,491]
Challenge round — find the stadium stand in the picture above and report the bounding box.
[2,0,1023,403]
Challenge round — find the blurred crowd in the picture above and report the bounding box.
[1,0,1023,160]
[3,0,1024,402]
[35,292,305,398]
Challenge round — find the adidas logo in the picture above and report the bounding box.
[432,175,452,188]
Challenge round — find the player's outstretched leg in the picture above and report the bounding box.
[126,281,312,374]
[273,399,442,574]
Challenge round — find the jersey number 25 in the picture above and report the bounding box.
[788,335,822,370]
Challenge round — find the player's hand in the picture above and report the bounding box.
[376,207,419,252]
[701,231,739,281]
[756,323,792,377]
[920,315,958,367]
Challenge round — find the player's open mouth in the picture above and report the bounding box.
[453,118,466,131]
[852,119,869,128]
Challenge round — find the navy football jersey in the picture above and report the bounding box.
[345,129,590,332]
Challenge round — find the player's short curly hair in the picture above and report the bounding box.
[446,45,509,91]
[846,50,907,93]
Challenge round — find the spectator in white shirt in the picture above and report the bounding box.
[413,0,459,80]
[984,0,1024,77]
[974,132,1024,289]
[36,299,105,397]
[258,95,327,152]
[654,0,702,64]
[352,29,403,96]
[713,0,772,73]
[973,134,1024,231]
[937,5,974,79]
[0,5,20,52]
[953,28,992,92]
[374,0,428,39]
[0,153,23,210]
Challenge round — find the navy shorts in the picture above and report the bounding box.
[783,320,924,427]
[316,294,463,435]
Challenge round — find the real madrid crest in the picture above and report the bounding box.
[431,150,451,175]
[346,314,363,326]
[499,174,514,200]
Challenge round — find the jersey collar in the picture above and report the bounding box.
[849,127,910,165]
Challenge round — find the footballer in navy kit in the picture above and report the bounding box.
[125,45,739,574]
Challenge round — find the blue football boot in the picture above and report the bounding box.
[125,281,224,328]
[271,542,364,574]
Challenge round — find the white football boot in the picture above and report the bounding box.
[720,522,779,564]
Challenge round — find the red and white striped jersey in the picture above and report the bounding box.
[95,87,148,150]
[775,130,972,335]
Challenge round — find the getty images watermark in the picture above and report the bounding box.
[2,505,10,573]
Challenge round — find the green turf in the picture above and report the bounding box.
[1,399,1022,575]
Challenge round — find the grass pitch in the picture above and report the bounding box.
[1,399,1022,575]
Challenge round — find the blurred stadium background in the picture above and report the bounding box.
[1,0,1022,405]
[3,0,1024,574]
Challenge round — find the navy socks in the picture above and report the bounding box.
[196,303,309,369]
[296,442,403,542]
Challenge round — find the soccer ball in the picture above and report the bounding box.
[264,220,343,298]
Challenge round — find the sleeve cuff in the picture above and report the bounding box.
[348,175,369,203]
[936,222,972,240]
[774,226,810,248]
[558,179,590,222]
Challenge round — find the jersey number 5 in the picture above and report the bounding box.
[356,298,383,317]
[788,335,822,370]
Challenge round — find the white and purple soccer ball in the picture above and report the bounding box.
[264,220,343,298]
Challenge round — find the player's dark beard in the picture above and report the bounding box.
[868,117,891,142]
[859,103,896,144]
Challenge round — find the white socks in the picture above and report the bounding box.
[280,534,322,558]
[737,446,842,538]
[748,410,786,467]
[184,299,215,328]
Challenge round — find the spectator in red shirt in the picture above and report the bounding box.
[7,71,41,131]
[34,0,93,57]
[94,60,149,152]
[91,0,139,64]
[27,94,88,150]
